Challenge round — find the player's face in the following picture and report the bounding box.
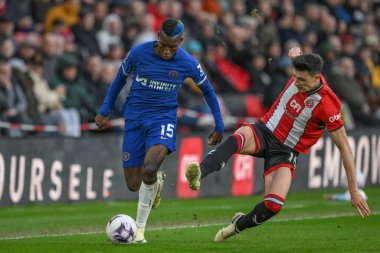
[292,68,320,93]
[156,31,183,60]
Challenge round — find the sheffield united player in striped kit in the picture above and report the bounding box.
[185,47,371,242]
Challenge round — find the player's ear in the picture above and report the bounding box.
[314,73,320,81]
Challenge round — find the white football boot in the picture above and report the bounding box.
[133,228,147,244]
[214,212,244,242]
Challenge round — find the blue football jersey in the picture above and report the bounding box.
[99,41,207,121]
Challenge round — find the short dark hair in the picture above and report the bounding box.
[292,54,323,76]
[161,18,184,37]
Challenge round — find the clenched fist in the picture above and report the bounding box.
[95,114,109,130]
[208,131,223,145]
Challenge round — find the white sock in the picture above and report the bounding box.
[136,181,159,229]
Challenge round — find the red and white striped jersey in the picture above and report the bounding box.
[261,74,343,153]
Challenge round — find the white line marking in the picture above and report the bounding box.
[0,211,378,241]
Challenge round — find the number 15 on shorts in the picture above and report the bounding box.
[161,124,174,138]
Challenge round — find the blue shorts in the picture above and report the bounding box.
[122,118,177,167]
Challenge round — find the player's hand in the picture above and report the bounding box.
[208,131,223,145]
[288,47,302,60]
[350,191,371,219]
[95,114,109,130]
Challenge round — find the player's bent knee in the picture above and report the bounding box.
[235,126,257,154]
[123,166,143,191]
[235,126,254,138]
[264,194,285,213]
[142,163,160,185]
[126,181,141,192]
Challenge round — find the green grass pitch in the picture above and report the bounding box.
[0,187,379,253]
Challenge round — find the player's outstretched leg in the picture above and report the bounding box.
[201,135,241,178]
[186,134,242,190]
[214,194,284,242]
[214,212,244,242]
[152,171,166,208]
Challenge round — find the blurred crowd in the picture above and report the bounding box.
[0,0,380,137]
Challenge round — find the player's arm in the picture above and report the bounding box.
[198,78,224,145]
[95,67,128,129]
[330,127,371,218]
[96,51,135,129]
[189,57,224,145]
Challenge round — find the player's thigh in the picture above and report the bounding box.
[262,140,297,196]
[142,145,168,183]
[144,144,168,170]
[122,120,146,168]
[264,167,292,198]
[235,125,258,155]
[145,118,177,154]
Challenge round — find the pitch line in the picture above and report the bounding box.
[1,211,378,241]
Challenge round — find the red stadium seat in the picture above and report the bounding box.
[245,95,268,118]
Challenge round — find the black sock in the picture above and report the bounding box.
[236,201,278,232]
[200,135,239,179]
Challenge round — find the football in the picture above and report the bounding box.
[106,214,137,244]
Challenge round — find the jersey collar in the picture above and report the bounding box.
[306,82,324,95]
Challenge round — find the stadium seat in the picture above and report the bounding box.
[245,95,267,118]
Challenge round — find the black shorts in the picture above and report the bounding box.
[241,120,299,178]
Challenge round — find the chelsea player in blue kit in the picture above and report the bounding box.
[95,18,224,243]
